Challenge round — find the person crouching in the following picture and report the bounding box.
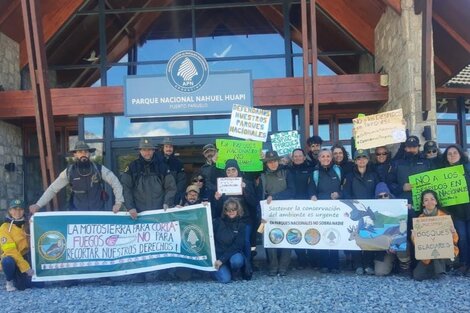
[0,200,35,291]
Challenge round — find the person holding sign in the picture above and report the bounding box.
[214,160,258,259]
[308,149,343,274]
[372,146,392,183]
[258,151,295,276]
[213,198,249,283]
[411,190,459,281]
[1,200,38,291]
[441,144,470,276]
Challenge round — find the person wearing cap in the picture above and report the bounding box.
[423,140,442,168]
[305,135,323,167]
[121,138,177,219]
[200,143,224,193]
[373,146,392,183]
[29,141,124,213]
[158,137,186,206]
[177,185,201,207]
[258,151,295,276]
[308,148,343,273]
[373,183,411,276]
[1,200,36,291]
[389,135,433,204]
[343,149,380,275]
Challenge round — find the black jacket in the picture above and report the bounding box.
[308,164,343,200]
[213,216,246,264]
[289,161,314,199]
[343,166,380,199]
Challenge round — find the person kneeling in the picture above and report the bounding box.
[0,200,37,291]
[212,198,251,283]
[412,190,459,281]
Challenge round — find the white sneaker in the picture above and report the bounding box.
[6,281,16,292]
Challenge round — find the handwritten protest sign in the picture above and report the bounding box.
[413,215,455,260]
[31,204,216,281]
[217,177,242,195]
[228,104,271,142]
[270,131,301,156]
[216,138,263,172]
[353,109,406,149]
[409,165,469,210]
[261,199,408,251]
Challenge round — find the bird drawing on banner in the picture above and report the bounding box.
[83,50,99,62]
[213,44,232,58]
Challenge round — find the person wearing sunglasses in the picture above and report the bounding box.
[423,140,442,168]
[373,146,392,183]
[212,198,250,283]
[373,182,411,276]
[189,173,211,203]
[343,149,380,275]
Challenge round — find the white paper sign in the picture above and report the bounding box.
[217,177,243,195]
[228,104,271,142]
[270,131,301,156]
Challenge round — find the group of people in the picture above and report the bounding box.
[1,133,468,290]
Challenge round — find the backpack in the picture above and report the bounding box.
[313,164,341,186]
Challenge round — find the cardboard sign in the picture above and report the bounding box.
[270,131,301,156]
[261,199,408,251]
[228,104,271,142]
[217,177,243,195]
[216,138,263,172]
[353,109,406,149]
[409,165,469,210]
[413,215,455,260]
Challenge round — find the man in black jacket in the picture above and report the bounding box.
[160,137,186,206]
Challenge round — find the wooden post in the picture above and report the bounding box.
[309,0,319,135]
[301,0,311,142]
[20,0,58,209]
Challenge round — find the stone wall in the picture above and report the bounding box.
[374,0,436,141]
[0,122,23,211]
[0,32,23,210]
[0,32,20,90]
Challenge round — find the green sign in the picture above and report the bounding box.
[31,205,216,282]
[409,165,469,210]
[216,138,263,172]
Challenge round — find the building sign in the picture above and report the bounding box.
[125,50,252,118]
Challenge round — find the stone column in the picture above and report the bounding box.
[0,32,23,210]
[374,0,436,142]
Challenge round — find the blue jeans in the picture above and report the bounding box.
[455,220,470,266]
[1,256,32,291]
[213,253,245,283]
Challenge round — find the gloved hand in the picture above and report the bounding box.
[26,268,34,276]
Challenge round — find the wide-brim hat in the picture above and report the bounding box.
[136,138,157,150]
[69,141,96,153]
[262,151,281,162]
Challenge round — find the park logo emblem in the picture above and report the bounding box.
[38,231,66,261]
[166,50,209,93]
[323,228,341,246]
[182,224,205,254]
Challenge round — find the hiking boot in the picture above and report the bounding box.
[6,281,16,292]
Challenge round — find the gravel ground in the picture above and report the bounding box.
[1,267,469,313]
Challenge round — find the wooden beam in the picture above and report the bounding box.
[0,74,388,118]
[434,55,453,76]
[421,0,433,119]
[0,1,20,27]
[316,0,375,53]
[309,0,319,135]
[433,12,470,54]
[20,0,85,68]
[436,87,470,97]
[382,0,402,15]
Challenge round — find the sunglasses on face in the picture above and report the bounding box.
[376,153,387,156]
[377,194,390,199]
[427,150,437,154]
[192,178,204,183]
[225,208,237,212]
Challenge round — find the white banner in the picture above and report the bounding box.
[261,199,408,251]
